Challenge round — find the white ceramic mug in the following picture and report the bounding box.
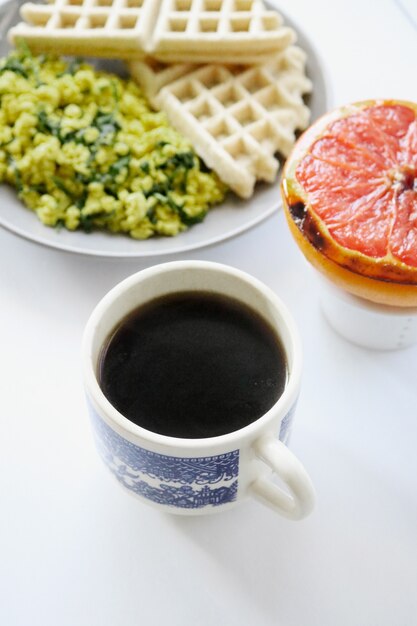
[82,261,315,520]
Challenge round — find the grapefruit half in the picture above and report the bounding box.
[281,99,417,306]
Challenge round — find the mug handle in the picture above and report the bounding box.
[250,435,315,520]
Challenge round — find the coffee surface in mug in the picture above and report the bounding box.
[99,291,288,438]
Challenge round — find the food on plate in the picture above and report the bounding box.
[9,0,153,60]
[0,47,227,239]
[9,0,295,64]
[129,58,197,108]
[148,0,295,64]
[281,99,417,306]
[130,46,312,198]
[3,0,315,238]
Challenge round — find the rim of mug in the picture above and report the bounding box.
[82,260,303,450]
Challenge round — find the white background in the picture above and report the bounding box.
[1,1,417,625]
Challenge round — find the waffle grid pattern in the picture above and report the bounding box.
[152,0,295,62]
[11,0,156,57]
[129,58,197,104]
[152,46,312,197]
[154,0,283,39]
[21,0,147,31]
[10,0,295,62]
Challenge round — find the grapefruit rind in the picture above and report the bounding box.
[284,210,417,306]
[281,99,417,307]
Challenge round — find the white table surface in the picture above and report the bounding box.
[1,1,417,625]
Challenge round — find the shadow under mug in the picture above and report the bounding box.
[82,261,315,520]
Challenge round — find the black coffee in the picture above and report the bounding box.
[99,291,288,438]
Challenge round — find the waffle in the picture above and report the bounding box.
[133,46,312,198]
[9,0,157,59]
[149,0,296,64]
[129,58,197,106]
[9,0,296,63]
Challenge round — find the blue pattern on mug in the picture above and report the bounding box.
[279,404,296,444]
[89,406,239,509]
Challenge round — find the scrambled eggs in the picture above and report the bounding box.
[0,46,227,238]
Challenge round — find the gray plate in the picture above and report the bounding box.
[0,2,331,257]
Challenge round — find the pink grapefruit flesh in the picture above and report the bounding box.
[281,100,417,305]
